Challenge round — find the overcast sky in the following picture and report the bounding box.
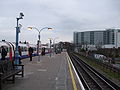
[0,0,120,44]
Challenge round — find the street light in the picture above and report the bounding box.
[14,12,24,65]
[28,27,52,61]
[48,37,58,56]
[48,38,52,57]
[53,37,59,55]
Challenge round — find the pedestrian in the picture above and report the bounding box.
[1,46,7,60]
[43,48,45,55]
[41,48,45,56]
[28,47,33,61]
[41,48,44,56]
[18,46,22,64]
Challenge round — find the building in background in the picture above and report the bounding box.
[73,29,120,50]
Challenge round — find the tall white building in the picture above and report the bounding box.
[73,29,120,48]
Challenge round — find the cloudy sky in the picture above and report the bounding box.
[0,0,120,44]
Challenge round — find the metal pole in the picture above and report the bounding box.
[53,38,58,55]
[50,39,51,57]
[14,13,24,65]
[38,33,40,61]
[53,40,55,55]
[14,18,19,64]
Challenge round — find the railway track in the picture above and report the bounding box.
[68,52,120,90]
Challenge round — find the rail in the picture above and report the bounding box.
[68,52,120,90]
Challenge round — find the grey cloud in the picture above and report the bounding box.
[0,0,120,43]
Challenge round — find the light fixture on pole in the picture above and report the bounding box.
[53,37,59,55]
[14,12,24,65]
[48,38,52,57]
[28,27,52,61]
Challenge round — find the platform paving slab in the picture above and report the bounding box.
[2,53,79,90]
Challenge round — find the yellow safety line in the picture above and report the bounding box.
[67,56,78,90]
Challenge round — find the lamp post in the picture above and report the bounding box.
[28,27,52,61]
[53,37,59,55]
[49,38,52,57]
[14,12,24,65]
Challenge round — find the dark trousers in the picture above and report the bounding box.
[29,53,32,61]
[1,56,5,60]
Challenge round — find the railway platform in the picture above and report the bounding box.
[2,52,84,90]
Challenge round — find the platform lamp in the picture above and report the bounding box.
[28,27,52,61]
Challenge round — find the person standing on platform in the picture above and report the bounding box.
[41,48,45,56]
[41,48,44,56]
[1,46,7,60]
[43,47,45,55]
[28,47,33,61]
[18,46,22,64]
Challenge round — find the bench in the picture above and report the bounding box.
[0,60,24,90]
